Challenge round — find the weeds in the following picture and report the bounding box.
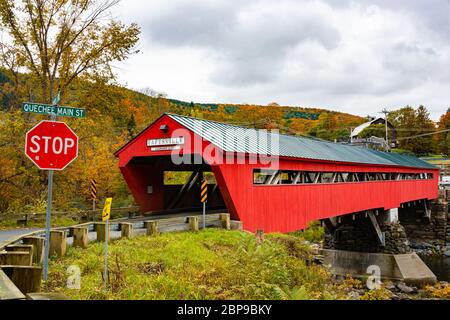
[423,283,450,299]
[45,229,348,300]
[289,221,325,243]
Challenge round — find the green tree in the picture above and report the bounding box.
[359,123,394,141]
[309,113,338,140]
[388,105,436,155]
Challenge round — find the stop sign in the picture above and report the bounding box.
[25,120,78,170]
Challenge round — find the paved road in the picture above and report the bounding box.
[0,228,40,243]
[0,211,223,246]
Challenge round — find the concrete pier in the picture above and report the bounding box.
[384,208,399,224]
[321,249,436,287]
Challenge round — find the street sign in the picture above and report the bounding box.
[23,95,84,282]
[25,120,78,171]
[22,102,86,118]
[102,197,112,222]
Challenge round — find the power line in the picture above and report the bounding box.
[396,128,450,141]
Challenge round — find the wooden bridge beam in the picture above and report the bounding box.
[22,237,44,265]
[368,212,385,246]
[50,230,67,257]
[71,227,88,249]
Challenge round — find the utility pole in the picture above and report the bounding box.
[380,108,389,152]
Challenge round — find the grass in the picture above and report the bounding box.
[42,229,349,300]
[0,217,80,230]
[289,221,325,243]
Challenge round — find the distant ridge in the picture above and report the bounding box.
[168,98,363,122]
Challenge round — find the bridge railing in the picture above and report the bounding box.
[0,206,140,225]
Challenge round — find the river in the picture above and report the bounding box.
[421,255,450,282]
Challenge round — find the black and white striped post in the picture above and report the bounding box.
[90,179,97,211]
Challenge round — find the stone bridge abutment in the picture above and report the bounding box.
[323,195,448,256]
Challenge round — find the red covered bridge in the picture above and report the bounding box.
[115,113,439,233]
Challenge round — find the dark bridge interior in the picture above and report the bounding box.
[130,155,226,214]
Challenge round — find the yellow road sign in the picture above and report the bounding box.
[200,179,207,203]
[102,197,112,221]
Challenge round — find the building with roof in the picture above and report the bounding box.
[115,113,439,233]
[350,117,397,148]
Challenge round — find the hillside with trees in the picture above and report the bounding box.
[0,0,449,216]
[0,70,368,214]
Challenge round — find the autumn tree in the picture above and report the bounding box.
[0,0,141,213]
[309,113,337,140]
[0,0,140,105]
[287,118,318,135]
[233,104,283,129]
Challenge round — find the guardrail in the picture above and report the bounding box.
[0,206,140,225]
[0,212,238,299]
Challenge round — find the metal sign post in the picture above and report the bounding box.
[101,197,112,292]
[203,202,206,229]
[43,100,57,282]
[42,169,53,280]
[23,92,83,281]
[200,179,207,229]
[104,218,109,292]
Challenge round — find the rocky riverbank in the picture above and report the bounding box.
[340,277,450,300]
[409,239,448,256]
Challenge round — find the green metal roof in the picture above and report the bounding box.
[167,113,436,170]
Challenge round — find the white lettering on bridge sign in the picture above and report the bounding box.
[147,137,185,147]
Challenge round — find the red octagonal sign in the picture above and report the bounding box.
[25,120,78,170]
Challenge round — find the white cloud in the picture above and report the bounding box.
[112,0,450,120]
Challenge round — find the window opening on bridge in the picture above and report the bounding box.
[164,171,193,185]
[253,169,434,185]
[164,171,217,185]
[203,172,216,184]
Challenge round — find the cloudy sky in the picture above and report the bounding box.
[111,0,450,120]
